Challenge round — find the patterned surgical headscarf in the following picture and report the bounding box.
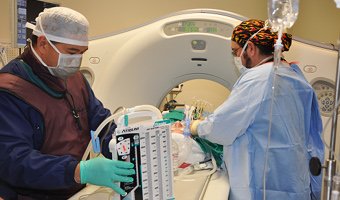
[231,19,292,52]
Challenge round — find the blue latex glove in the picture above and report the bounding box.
[80,157,135,196]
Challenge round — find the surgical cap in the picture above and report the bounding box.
[27,7,89,46]
[231,19,292,52]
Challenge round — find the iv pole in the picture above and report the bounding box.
[324,35,340,200]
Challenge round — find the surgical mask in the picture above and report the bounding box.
[47,40,83,79]
[233,44,273,74]
[28,21,83,79]
[30,41,82,79]
[234,56,247,74]
[233,41,248,74]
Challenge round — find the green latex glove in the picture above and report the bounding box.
[80,157,135,196]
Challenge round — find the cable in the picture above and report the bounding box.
[81,107,126,160]
[262,68,278,200]
[173,155,218,181]
[262,28,283,200]
[0,47,7,67]
[98,106,125,156]
[0,54,5,67]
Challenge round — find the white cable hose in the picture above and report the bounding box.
[81,108,126,161]
[126,104,162,119]
[116,110,161,127]
[93,108,127,139]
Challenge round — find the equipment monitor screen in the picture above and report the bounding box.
[163,19,234,38]
[12,0,59,47]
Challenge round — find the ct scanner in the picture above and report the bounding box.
[71,9,339,200]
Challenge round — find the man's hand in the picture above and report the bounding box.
[78,157,135,196]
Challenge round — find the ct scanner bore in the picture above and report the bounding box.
[159,79,230,113]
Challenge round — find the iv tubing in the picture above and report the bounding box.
[262,27,283,200]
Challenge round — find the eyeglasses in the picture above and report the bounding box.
[231,48,241,57]
[231,45,248,57]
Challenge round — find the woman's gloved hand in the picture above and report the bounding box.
[80,157,135,196]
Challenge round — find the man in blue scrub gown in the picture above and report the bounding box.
[191,19,324,200]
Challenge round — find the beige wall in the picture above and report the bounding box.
[0,0,13,44]
[1,0,340,45]
[60,0,340,44]
[291,0,340,44]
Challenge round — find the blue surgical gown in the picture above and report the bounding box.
[197,62,324,200]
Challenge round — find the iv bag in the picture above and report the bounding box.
[268,0,299,32]
[335,0,340,8]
